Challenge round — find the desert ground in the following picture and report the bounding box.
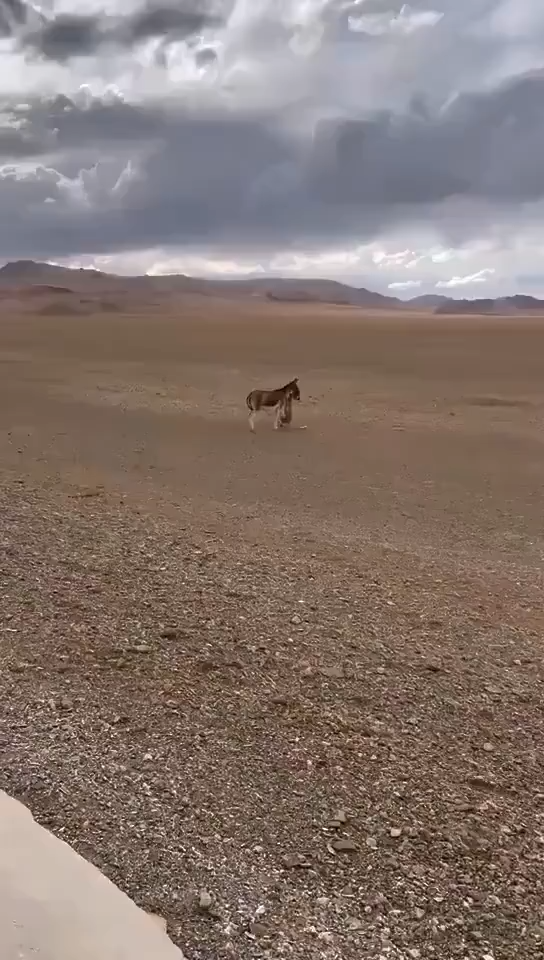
[0,299,543,960]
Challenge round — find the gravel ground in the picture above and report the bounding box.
[1,306,544,959]
[1,473,543,960]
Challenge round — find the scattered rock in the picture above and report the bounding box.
[282,853,311,869]
[329,809,348,828]
[271,695,290,706]
[467,775,496,791]
[196,658,220,673]
[452,802,474,813]
[390,827,402,838]
[318,931,334,944]
[424,660,442,673]
[483,742,494,752]
[160,627,178,639]
[333,838,358,853]
[366,837,378,850]
[8,662,26,673]
[198,889,213,912]
[111,714,129,725]
[59,696,73,711]
[320,664,345,680]
[75,488,103,499]
[249,921,268,938]
[129,644,151,654]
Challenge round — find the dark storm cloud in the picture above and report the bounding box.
[28,14,102,60]
[3,67,544,259]
[0,0,28,35]
[4,96,170,153]
[17,1,222,61]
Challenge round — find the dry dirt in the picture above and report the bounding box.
[0,299,543,960]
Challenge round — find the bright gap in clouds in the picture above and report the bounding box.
[60,236,531,299]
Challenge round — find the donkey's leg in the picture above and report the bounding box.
[249,410,256,432]
[274,402,282,430]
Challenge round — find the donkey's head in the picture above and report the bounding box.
[286,378,301,402]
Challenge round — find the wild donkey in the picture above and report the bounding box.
[246,378,300,432]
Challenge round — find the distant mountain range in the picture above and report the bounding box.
[1,260,543,316]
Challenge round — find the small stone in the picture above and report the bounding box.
[291,614,302,625]
[320,664,345,679]
[348,917,362,931]
[160,627,178,639]
[131,644,151,654]
[198,889,213,912]
[414,908,425,921]
[318,931,334,944]
[467,775,495,790]
[483,742,494,752]
[390,827,402,838]
[333,838,358,853]
[408,950,421,959]
[271,695,290,706]
[329,809,347,828]
[249,921,268,938]
[282,853,310,869]
[59,697,73,711]
[424,660,442,673]
[8,663,26,673]
[366,837,378,850]
[376,667,386,675]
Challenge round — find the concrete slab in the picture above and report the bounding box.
[0,791,185,959]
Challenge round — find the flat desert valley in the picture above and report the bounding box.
[1,299,543,959]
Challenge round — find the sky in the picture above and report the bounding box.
[2,0,544,298]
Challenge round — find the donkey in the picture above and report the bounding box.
[246,378,300,432]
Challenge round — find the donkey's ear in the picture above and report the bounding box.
[294,377,299,383]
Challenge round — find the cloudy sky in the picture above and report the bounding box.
[2,0,544,297]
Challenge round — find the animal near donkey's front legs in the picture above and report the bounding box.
[246,378,300,432]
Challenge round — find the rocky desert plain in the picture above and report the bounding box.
[0,262,543,960]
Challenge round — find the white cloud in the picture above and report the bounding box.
[348,5,443,38]
[388,279,422,289]
[147,255,266,277]
[57,232,544,300]
[435,268,496,288]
